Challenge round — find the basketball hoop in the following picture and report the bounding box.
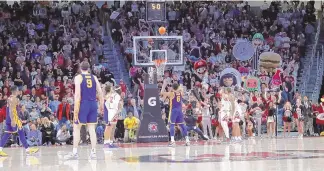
[153,59,166,79]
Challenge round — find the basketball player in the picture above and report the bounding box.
[103,84,122,148]
[0,86,39,156]
[161,78,190,146]
[65,61,104,159]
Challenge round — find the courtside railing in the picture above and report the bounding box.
[311,45,324,101]
[104,13,132,96]
[302,18,321,96]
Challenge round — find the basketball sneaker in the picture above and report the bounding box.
[202,135,209,140]
[104,143,118,149]
[168,141,175,147]
[0,151,8,157]
[64,153,79,160]
[89,149,97,160]
[26,147,39,155]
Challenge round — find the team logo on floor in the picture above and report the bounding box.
[148,122,158,133]
[121,150,324,163]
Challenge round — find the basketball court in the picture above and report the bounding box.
[1,138,324,171]
[1,1,321,171]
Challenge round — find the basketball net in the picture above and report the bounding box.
[153,59,166,81]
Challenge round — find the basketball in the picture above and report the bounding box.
[158,26,166,35]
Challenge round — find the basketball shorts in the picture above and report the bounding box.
[104,108,118,125]
[169,108,184,124]
[267,116,275,123]
[5,120,22,133]
[76,101,98,124]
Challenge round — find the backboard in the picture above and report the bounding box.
[133,36,183,67]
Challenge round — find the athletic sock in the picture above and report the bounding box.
[0,147,3,151]
[73,148,78,154]
[170,136,175,142]
[185,136,190,143]
[104,140,109,144]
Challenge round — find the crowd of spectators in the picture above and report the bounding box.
[108,1,323,139]
[0,1,114,146]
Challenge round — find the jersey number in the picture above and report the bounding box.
[176,96,180,102]
[86,79,92,88]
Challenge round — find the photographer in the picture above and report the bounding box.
[56,124,71,145]
[303,96,313,136]
[183,102,209,141]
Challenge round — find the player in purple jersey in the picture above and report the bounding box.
[65,61,104,160]
[0,86,39,156]
[161,78,190,146]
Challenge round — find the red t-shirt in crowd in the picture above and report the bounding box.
[23,89,31,95]
[0,105,6,123]
[55,81,64,90]
[35,87,44,97]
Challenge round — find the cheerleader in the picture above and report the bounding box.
[232,100,242,141]
[238,97,248,138]
[212,102,222,140]
[293,99,305,138]
[247,116,254,137]
[219,94,231,141]
[283,102,293,137]
[267,101,276,138]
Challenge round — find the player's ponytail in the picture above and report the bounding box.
[105,84,112,94]
[115,86,122,95]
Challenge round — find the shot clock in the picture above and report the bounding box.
[146,1,166,22]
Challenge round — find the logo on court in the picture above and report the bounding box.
[148,122,158,133]
[148,97,157,106]
[121,150,324,163]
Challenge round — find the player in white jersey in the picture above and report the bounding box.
[103,85,122,148]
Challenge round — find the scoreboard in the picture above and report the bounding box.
[146,1,166,22]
